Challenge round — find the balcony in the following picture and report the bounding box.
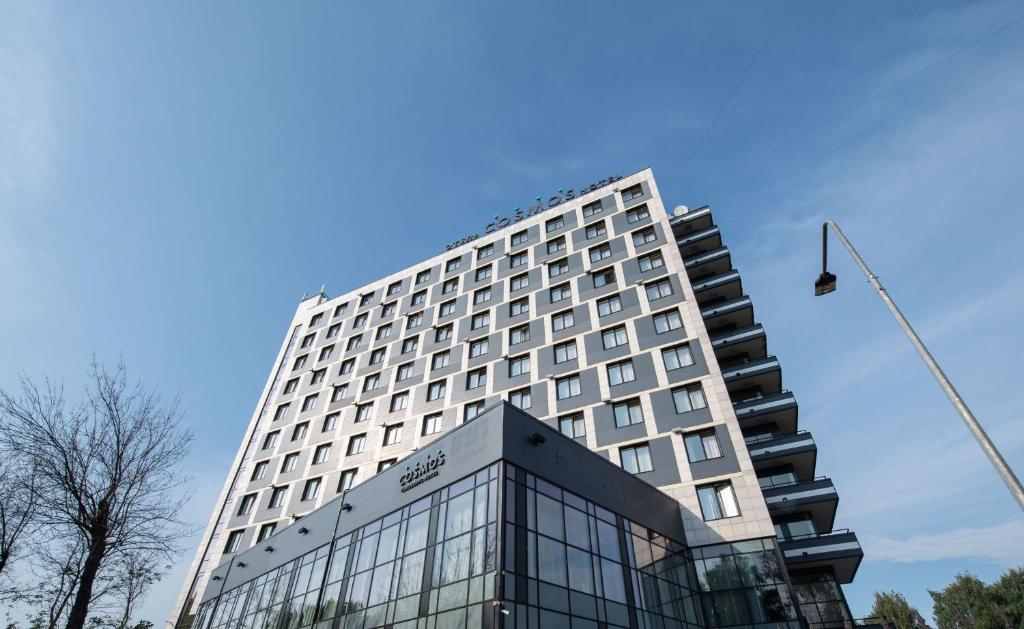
[683,246,732,278]
[669,205,713,238]
[676,226,722,258]
[710,324,767,362]
[691,270,743,306]
[701,295,753,331]
[722,356,781,396]
[746,431,817,479]
[732,390,797,433]
[780,530,864,584]
[762,477,838,533]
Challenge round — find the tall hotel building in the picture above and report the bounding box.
[174,169,864,629]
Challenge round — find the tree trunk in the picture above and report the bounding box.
[65,502,109,629]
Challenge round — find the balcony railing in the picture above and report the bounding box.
[675,226,720,249]
[683,246,730,270]
[779,529,863,584]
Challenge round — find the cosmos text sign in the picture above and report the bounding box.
[399,450,446,493]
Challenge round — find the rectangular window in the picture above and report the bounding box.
[224,530,243,553]
[684,430,723,463]
[464,401,485,421]
[645,278,673,301]
[477,243,494,260]
[546,236,566,255]
[639,251,664,272]
[510,273,529,292]
[338,469,357,492]
[559,413,585,438]
[310,312,324,326]
[549,283,571,303]
[662,344,694,370]
[509,324,530,345]
[475,265,492,282]
[556,374,581,400]
[355,403,373,423]
[369,348,385,365]
[546,215,565,232]
[362,373,380,392]
[627,205,650,223]
[312,443,331,465]
[283,378,299,394]
[293,355,308,371]
[445,258,462,272]
[334,303,349,317]
[585,221,606,240]
[607,360,636,385]
[346,335,362,351]
[390,391,409,413]
[601,325,628,350]
[407,312,423,329]
[509,387,531,409]
[301,478,322,501]
[596,294,622,317]
[401,336,418,354]
[262,431,279,450]
[431,351,450,370]
[509,297,529,317]
[354,313,368,329]
[435,324,453,342]
[318,345,334,361]
[347,434,366,455]
[383,424,403,446]
[653,309,683,334]
[396,362,414,381]
[510,251,528,268]
[632,227,657,247]
[301,333,315,349]
[255,522,274,545]
[469,337,489,358]
[582,200,602,218]
[250,461,268,481]
[510,229,528,246]
[422,413,442,436]
[381,302,396,317]
[613,399,644,428]
[442,278,459,294]
[621,183,643,201]
[672,384,708,413]
[508,354,530,377]
[237,493,256,516]
[359,294,374,307]
[589,243,612,263]
[327,323,341,338]
[592,268,615,288]
[322,412,339,432]
[291,422,309,441]
[301,394,318,412]
[378,459,397,472]
[427,379,447,401]
[548,258,569,278]
[309,369,326,386]
[554,340,577,364]
[281,453,298,474]
[471,311,489,330]
[697,482,740,520]
[268,486,286,508]
[439,300,456,317]
[274,403,290,422]
[411,290,426,306]
[466,368,487,390]
[620,444,653,474]
[416,269,431,284]
[473,287,491,305]
[331,384,348,402]
[339,358,355,375]
[551,310,574,332]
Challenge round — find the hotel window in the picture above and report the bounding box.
[559,413,585,438]
[281,453,298,473]
[589,243,612,263]
[333,303,349,317]
[632,227,657,247]
[510,272,529,292]
[387,281,402,297]
[662,344,694,370]
[237,493,256,516]
[378,459,397,472]
[556,374,581,400]
[407,312,423,329]
[319,345,335,361]
[262,431,279,450]
[471,311,490,330]
[548,258,569,278]
[291,422,309,441]
[331,384,348,402]
[546,215,565,232]
[401,336,418,354]
[645,278,673,301]
[434,324,453,342]
[369,348,386,365]
[477,243,494,260]
[620,443,653,474]
[684,430,723,463]
[592,268,615,288]
[511,229,528,246]
[601,325,628,350]
[473,287,491,305]
[383,424,403,446]
[301,394,318,412]
[339,358,355,375]
[464,401,485,421]
[416,269,431,284]
[613,399,644,428]
[653,309,683,334]
[442,278,459,294]
[327,323,341,338]
[508,354,530,377]
[549,283,571,303]
[381,301,396,317]
[283,378,299,394]
[338,469,357,492]
[354,313,368,328]
[268,486,287,508]
[596,294,622,317]
[395,362,413,381]
[301,478,322,502]
[509,387,531,410]
[546,236,566,255]
[621,183,643,201]
[359,294,374,307]
[475,265,492,282]
[466,368,487,390]
[293,355,308,371]
[224,530,243,554]
[509,297,529,317]
[551,310,574,332]
[439,300,456,317]
[673,384,708,413]
[312,443,331,465]
[310,312,324,326]
[362,373,380,392]
[274,403,290,422]
[300,333,315,349]
[347,434,366,455]
[427,379,447,401]
[322,412,339,432]
[509,324,530,345]
[510,250,528,268]
[626,205,650,223]
[554,340,577,364]
[582,200,603,218]
[638,251,664,272]
[697,482,740,520]
[445,257,462,272]
[346,335,362,351]
[468,338,489,358]
[607,360,636,386]
[411,290,426,306]
[355,403,373,423]
[390,391,409,413]
[431,351,450,370]
[585,221,606,240]
[422,412,442,436]
[250,461,268,481]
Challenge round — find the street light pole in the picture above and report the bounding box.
[816,219,1024,511]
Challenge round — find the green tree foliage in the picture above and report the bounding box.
[869,590,927,628]
[929,569,1024,629]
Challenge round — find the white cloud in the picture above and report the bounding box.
[865,520,1024,566]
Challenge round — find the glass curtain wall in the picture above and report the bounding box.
[690,540,800,627]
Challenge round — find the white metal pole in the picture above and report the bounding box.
[825,219,1024,511]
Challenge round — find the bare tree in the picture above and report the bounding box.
[0,459,38,581]
[0,361,193,629]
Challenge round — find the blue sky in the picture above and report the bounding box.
[2,0,1022,623]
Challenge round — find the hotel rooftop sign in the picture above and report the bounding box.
[444,175,622,251]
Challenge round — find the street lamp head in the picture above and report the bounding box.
[814,271,837,296]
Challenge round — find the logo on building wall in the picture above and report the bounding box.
[399,450,446,492]
[443,176,622,251]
